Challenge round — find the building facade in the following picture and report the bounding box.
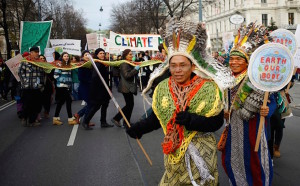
[203,0,300,51]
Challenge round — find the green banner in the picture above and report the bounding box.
[20,21,53,55]
[20,59,164,73]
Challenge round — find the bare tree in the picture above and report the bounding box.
[162,0,198,18]
[0,0,13,59]
[0,0,88,58]
[145,0,167,33]
[110,0,199,34]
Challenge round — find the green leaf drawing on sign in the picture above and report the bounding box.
[258,65,263,72]
[281,67,286,73]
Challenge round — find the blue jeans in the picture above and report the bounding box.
[72,83,79,100]
[78,104,90,118]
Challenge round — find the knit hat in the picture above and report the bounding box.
[230,22,272,62]
[142,17,235,95]
[95,48,105,57]
[30,46,39,52]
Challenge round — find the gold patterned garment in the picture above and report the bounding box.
[153,76,223,185]
[159,134,218,186]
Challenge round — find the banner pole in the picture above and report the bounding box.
[87,54,153,166]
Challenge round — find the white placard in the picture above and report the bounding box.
[50,39,81,56]
[86,33,98,50]
[222,32,234,52]
[5,54,23,82]
[294,24,300,67]
[44,48,55,62]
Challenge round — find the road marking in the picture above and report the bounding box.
[0,101,16,111]
[67,124,79,146]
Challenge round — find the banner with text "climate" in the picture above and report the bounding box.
[109,31,163,51]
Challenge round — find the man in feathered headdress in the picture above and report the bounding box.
[126,17,235,186]
[221,22,277,186]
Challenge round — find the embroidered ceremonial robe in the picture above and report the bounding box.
[221,77,276,186]
[152,76,223,186]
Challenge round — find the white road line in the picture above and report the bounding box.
[67,124,79,146]
[0,100,15,109]
[0,101,16,111]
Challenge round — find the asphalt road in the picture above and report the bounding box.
[0,85,300,186]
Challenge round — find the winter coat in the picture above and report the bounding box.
[89,62,110,103]
[118,63,138,95]
[78,67,92,102]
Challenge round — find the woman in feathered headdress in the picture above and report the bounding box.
[126,17,235,186]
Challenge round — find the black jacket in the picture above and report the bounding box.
[89,63,110,103]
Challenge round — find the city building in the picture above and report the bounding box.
[203,0,300,52]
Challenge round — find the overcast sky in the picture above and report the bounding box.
[72,0,129,31]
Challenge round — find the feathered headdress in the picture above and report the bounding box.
[230,22,273,62]
[142,17,235,96]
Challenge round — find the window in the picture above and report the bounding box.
[262,14,268,26]
[288,13,294,25]
[261,0,267,3]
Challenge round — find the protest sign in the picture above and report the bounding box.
[270,29,298,55]
[109,31,163,51]
[20,21,52,55]
[294,25,300,67]
[44,48,55,62]
[248,43,294,92]
[5,54,23,82]
[222,32,234,52]
[86,33,98,50]
[248,43,294,152]
[50,39,81,56]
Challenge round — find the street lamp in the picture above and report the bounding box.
[99,6,103,31]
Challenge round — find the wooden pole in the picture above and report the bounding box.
[88,54,153,166]
[254,92,269,152]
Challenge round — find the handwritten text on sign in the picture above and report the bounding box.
[249,43,294,92]
[270,29,298,55]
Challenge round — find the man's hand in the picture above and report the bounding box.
[260,106,269,117]
[175,110,191,126]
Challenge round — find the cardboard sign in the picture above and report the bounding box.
[50,39,81,56]
[270,29,298,55]
[44,48,55,62]
[86,33,98,50]
[248,43,294,92]
[222,32,234,52]
[109,31,163,51]
[294,24,300,67]
[5,54,23,82]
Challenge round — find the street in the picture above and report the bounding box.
[0,84,300,186]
